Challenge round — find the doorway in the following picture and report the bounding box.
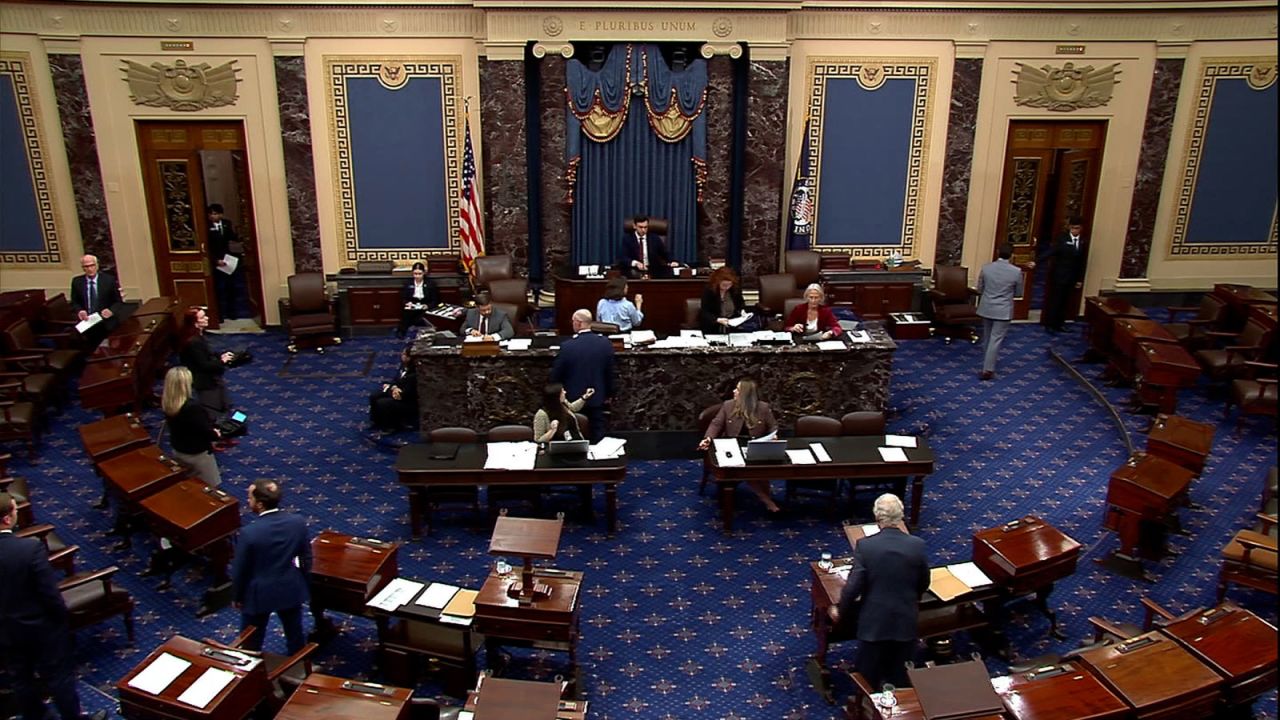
[135,120,264,328]
[992,120,1106,320]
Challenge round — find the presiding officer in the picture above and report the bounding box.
[232,479,312,654]
[829,493,929,689]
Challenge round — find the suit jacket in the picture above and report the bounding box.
[784,303,844,337]
[209,218,241,260]
[699,286,747,334]
[180,334,226,392]
[0,531,68,647]
[618,232,673,277]
[69,271,124,317]
[401,279,440,308]
[375,364,418,405]
[1045,232,1087,285]
[976,258,1024,321]
[836,526,929,642]
[551,331,616,407]
[705,400,777,440]
[461,308,514,340]
[232,510,312,614]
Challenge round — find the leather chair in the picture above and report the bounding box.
[623,217,669,237]
[16,522,79,576]
[0,383,38,458]
[1195,317,1274,385]
[929,265,980,344]
[783,297,806,322]
[62,565,135,642]
[590,322,621,335]
[473,255,514,292]
[0,357,58,410]
[840,411,887,436]
[217,626,318,709]
[1218,512,1277,601]
[40,293,90,352]
[488,278,537,335]
[697,403,723,495]
[683,298,702,330]
[1165,294,1227,350]
[283,273,340,353]
[756,273,799,319]
[1,474,35,527]
[787,415,843,504]
[1226,360,1277,430]
[1,318,80,378]
[784,250,823,290]
[1087,597,1191,645]
[423,427,481,534]
[488,424,533,442]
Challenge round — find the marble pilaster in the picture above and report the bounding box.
[1121,58,1183,279]
[538,56,571,289]
[697,56,734,264]
[741,58,787,285]
[936,58,982,268]
[48,54,113,267]
[274,56,322,273]
[479,59,530,275]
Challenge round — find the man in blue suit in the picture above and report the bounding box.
[0,493,105,720]
[232,479,312,654]
[551,309,616,443]
[617,215,677,279]
[829,493,929,689]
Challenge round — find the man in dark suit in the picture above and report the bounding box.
[208,203,244,320]
[0,493,104,720]
[369,347,418,433]
[461,291,515,341]
[232,479,312,654]
[617,215,677,279]
[830,493,929,689]
[69,254,124,347]
[551,308,616,443]
[1041,217,1088,333]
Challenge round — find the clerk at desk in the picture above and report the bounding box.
[398,261,440,337]
[618,215,678,279]
[461,291,514,341]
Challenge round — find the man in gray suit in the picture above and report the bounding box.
[461,291,515,341]
[975,243,1025,380]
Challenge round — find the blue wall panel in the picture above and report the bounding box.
[346,76,449,249]
[815,77,914,246]
[1185,79,1277,244]
[0,74,45,252]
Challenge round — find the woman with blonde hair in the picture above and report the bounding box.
[697,378,780,512]
[162,366,222,487]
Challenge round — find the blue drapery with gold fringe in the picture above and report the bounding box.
[566,44,707,267]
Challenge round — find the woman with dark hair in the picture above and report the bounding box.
[399,261,440,337]
[532,382,593,443]
[179,306,234,420]
[697,378,780,511]
[699,266,748,334]
[785,283,843,341]
[595,276,644,331]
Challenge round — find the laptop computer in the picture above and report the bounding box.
[744,439,787,462]
[548,439,590,455]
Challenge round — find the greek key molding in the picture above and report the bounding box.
[0,51,63,265]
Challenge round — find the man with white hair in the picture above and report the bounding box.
[829,493,929,689]
[551,308,615,442]
[69,253,124,347]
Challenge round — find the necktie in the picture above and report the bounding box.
[87,278,97,312]
[639,236,648,267]
[1070,236,1079,249]
[480,316,487,336]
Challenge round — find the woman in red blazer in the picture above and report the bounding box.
[786,283,843,341]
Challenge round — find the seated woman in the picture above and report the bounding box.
[699,267,748,335]
[786,283,844,341]
[178,306,234,421]
[162,366,221,486]
[369,348,418,433]
[533,382,593,443]
[697,378,780,512]
[399,261,440,337]
[595,276,644,332]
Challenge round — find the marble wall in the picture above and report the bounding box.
[537,56,571,288]
[274,57,322,273]
[1120,58,1184,279]
[48,54,113,268]
[697,56,734,264]
[479,59,530,274]
[740,58,788,284]
[936,58,982,268]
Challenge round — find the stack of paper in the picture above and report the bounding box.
[946,561,994,588]
[366,578,426,611]
[127,653,191,695]
[440,588,478,625]
[928,562,995,601]
[885,434,918,448]
[816,340,847,351]
[712,438,744,467]
[728,333,754,347]
[785,448,816,465]
[177,667,236,709]
[415,582,460,609]
[629,330,657,344]
[504,338,532,351]
[484,441,538,470]
[877,447,909,462]
[588,436,627,460]
[725,311,753,328]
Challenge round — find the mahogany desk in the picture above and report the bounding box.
[1110,319,1177,383]
[309,530,400,638]
[1133,341,1200,414]
[1085,296,1148,362]
[991,661,1129,720]
[99,444,191,509]
[80,356,148,414]
[473,568,583,689]
[395,443,625,536]
[709,435,935,533]
[138,478,240,615]
[1144,414,1214,475]
[80,413,152,466]
[553,275,705,336]
[971,516,1080,639]
[275,674,411,720]
[464,676,582,720]
[1103,454,1193,577]
[1075,630,1221,720]
[372,580,481,697]
[116,635,271,720]
[1159,604,1277,710]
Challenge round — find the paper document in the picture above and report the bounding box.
[816,340,847,351]
[630,330,656,344]
[75,313,103,334]
[786,448,816,465]
[442,588,478,618]
[728,333,754,347]
[588,436,627,460]
[217,254,238,275]
[505,338,532,351]
[457,711,475,720]
[366,577,426,611]
[809,442,833,462]
[846,330,871,343]
[681,329,704,338]
[877,447,909,463]
[947,562,994,588]
[861,524,881,537]
[438,614,473,626]
[416,582,460,609]
[483,441,538,470]
[127,652,191,695]
[928,567,971,602]
[835,566,852,581]
[712,438,744,467]
[177,667,235,709]
[725,311,753,328]
[751,430,778,442]
[885,434,918,448]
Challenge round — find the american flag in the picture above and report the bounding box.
[458,115,485,276]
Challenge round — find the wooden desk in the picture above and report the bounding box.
[99,444,191,505]
[553,275,705,336]
[275,674,411,720]
[473,569,582,683]
[1133,341,1201,414]
[372,581,481,697]
[1076,630,1221,720]
[328,271,468,334]
[1111,319,1177,383]
[465,676,580,720]
[79,413,151,466]
[822,268,927,319]
[709,435,935,533]
[1104,454,1193,564]
[310,530,400,637]
[116,635,271,720]
[138,478,240,615]
[1159,604,1277,709]
[395,443,625,537]
[971,516,1080,638]
[1145,414,1214,475]
[991,661,1129,720]
[80,357,147,414]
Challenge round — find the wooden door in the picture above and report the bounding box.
[1048,147,1102,322]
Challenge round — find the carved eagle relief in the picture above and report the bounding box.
[1012,61,1121,112]
[122,59,241,112]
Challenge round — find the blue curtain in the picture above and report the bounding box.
[566,44,707,266]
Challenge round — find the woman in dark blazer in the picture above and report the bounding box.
[162,366,221,486]
[785,283,844,341]
[697,378,780,511]
[399,261,440,337]
[179,307,234,420]
[699,266,748,335]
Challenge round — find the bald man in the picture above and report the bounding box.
[550,309,616,442]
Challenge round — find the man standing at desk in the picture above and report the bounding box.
[829,493,929,690]
[69,254,123,347]
[551,309,615,443]
[461,291,514,341]
[233,479,312,654]
[618,215,677,279]
[976,243,1024,381]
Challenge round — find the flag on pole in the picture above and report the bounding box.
[458,113,486,277]
[786,116,815,251]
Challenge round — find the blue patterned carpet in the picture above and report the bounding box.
[7,318,1276,719]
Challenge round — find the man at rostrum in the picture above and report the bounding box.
[69,253,124,347]
[551,308,616,443]
[975,243,1025,381]
[829,493,929,690]
[617,215,678,279]
[232,479,312,654]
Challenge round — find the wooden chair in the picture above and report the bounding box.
[213,626,318,710]
[1164,294,1228,350]
[1218,513,1277,601]
[61,565,135,642]
[787,415,842,505]
[283,272,340,353]
[423,427,480,534]
[0,383,39,458]
[928,265,980,344]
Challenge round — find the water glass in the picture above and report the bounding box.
[877,683,897,716]
[817,552,833,571]
[494,557,511,576]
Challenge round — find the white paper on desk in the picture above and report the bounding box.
[751,429,778,442]
[835,566,852,581]
[588,436,627,460]
[809,442,833,463]
[816,340,847,351]
[705,334,729,345]
[127,652,191,694]
[786,448,816,465]
[885,434,918,448]
[438,614,474,626]
[877,446,909,463]
[417,582,460,609]
[947,561,995,588]
[505,338,532,351]
[75,313,103,334]
[728,333,754,347]
[457,711,475,720]
[177,667,235,709]
[847,330,871,343]
[367,577,426,611]
[216,254,238,275]
[713,438,744,467]
[630,330,656,344]
[484,441,537,470]
[681,329,704,338]
[726,311,753,328]
[861,524,881,537]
